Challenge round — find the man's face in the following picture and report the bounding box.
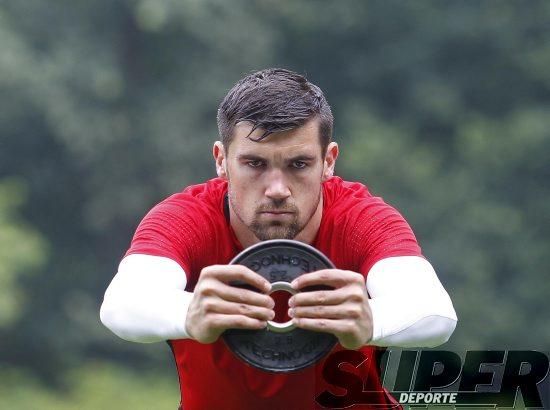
[215,119,335,242]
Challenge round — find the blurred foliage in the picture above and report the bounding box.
[1,0,549,407]
[0,362,177,409]
[0,178,47,327]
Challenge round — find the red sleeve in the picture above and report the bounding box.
[350,198,422,275]
[318,178,423,276]
[125,192,217,283]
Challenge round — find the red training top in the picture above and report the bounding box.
[127,176,421,409]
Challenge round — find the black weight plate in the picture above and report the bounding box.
[222,239,337,373]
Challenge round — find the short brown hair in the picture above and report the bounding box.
[217,68,333,152]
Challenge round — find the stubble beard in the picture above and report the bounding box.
[229,189,321,242]
[250,215,301,241]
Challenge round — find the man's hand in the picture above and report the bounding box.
[186,265,275,344]
[289,269,373,350]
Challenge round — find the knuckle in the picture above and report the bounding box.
[199,267,211,277]
[319,271,330,281]
[347,306,361,319]
[315,306,326,316]
[352,272,365,284]
[355,305,364,317]
[346,320,359,333]
[201,265,217,277]
[235,290,247,303]
[202,299,215,312]
[236,264,253,277]
[316,292,327,304]
[348,288,364,302]
[234,269,247,281]
[200,282,216,297]
[239,303,251,314]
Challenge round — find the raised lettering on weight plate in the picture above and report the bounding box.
[248,253,313,272]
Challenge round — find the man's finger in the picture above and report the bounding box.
[289,288,349,307]
[209,313,268,330]
[291,269,364,290]
[207,282,275,308]
[289,304,361,320]
[292,317,351,335]
[202,264,271,293]
[204,299,275,321]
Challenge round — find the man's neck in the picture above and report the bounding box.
[229,195,324,248]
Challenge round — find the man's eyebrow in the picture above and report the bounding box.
[236,153,318,162]
[237,154,266,161]
[287,154,317,162]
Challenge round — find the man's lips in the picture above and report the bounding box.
[260,211,293,215]
[259,210,294,215]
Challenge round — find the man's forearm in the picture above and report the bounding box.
[366,256,458,347]
[100,254,193,343]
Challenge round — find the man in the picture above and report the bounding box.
[100,68,457,409]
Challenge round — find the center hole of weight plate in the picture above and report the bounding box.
[270,290,292,323]
[267,281,296,333]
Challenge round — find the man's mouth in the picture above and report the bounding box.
[260,210,293,214]
[258,210,295,218]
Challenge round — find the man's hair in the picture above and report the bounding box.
[217,68,333,152]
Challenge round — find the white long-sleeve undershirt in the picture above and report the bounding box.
[366,256,457,347]
[100,255,193,343]
[100,254,457,346]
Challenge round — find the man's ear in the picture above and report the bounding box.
[213,141,228,179]
[322,142,339,181]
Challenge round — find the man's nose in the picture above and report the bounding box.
[265,169,291,200]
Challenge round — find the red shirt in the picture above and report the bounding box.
[127,177,421,409]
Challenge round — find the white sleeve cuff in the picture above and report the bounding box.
[100,254,194,343]
[366,256,458,347]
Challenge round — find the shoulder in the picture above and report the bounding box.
[319,177,421,272]
[127,178,230,273]
[322,176,387,218]
[132,177,229,248]
[181,177,228,201]
[323,176,414,230]
[322,176,372,203]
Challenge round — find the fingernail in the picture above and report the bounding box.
[288,308,294,318]
[288,297,295,307]
[269,311,275,320]
[268,298,275,308]
[264,282,272,293]
[290,280,298,288]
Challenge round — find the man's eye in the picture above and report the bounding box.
[247,160,264,168]
[292,161,307,169]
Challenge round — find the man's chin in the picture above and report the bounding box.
[255,231,295,241]
[251,224,299,241]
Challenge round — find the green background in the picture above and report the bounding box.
[1,1,549,408]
